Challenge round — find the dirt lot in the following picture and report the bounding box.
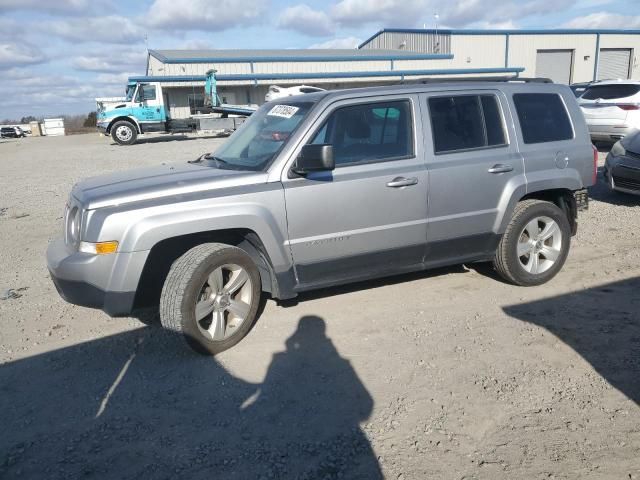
[0,133,638,479]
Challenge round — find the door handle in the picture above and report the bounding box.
[386,177,418,188]
[488,164,514,174]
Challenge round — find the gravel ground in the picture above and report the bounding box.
[0,133,639,479]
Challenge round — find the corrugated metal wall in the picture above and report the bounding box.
[360,31,451,54]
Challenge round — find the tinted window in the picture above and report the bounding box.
[481,96,506,147]
[428,95,506,153]
[513,93,573,144]
[310,101,413,166]
[581,84,640,100]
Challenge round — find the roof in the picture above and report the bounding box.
[148,49,453,64]
[359,28,640,48]
[129,67,524,84]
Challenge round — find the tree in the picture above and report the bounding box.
[83,111,97,127]
[20,116,37,123]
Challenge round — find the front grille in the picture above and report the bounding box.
[613,175,640,191]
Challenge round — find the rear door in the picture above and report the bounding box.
[421,90,524,265]
[281,96,429,289]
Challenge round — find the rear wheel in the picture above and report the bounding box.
[494,199,570,286]
[110,121,137,146]
[159,243,262,355]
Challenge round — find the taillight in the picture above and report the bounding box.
[617,104,640,110]
[592,144,598,184]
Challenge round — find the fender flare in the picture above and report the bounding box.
[107,116,141,134]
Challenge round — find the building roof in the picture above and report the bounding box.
[359,28,640,48]
[148,49,453,64]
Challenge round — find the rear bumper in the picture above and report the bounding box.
[588,124,636,142]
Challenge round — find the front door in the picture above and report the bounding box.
[135,84,165,132]
[281,96,429,289]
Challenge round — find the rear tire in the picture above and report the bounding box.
[110,121,137,146]
[159,243,262,355]
[493,199,570,286]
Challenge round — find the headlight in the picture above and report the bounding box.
[611,141,626,157]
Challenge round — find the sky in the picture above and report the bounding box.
[0,0,638,119]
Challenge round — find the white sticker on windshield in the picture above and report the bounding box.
[268,105,300,118]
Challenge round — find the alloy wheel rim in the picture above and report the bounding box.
[194,264,253,341]
[517,216,562,275]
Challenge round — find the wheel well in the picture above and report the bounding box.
[107,117,139,134]
[132,229,277,311]
[521,188,577,235]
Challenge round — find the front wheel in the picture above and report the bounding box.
[159,243,262,355]
[493,199,571,286]
[110,121,137,146]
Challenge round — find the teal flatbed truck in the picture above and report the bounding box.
[96,70,256,146]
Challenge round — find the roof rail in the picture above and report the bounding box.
[400,76,553,84]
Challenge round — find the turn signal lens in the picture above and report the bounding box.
[79,241,119,255]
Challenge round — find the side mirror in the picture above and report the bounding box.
[293,144,335,175]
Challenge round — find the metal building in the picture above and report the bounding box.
[359,28,640,84]
[136,29,640,119]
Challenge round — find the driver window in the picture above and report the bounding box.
[309,100,413,166]
[136,85,156,102]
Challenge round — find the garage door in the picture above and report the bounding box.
[535,50,573,84]
[598,48,631,80]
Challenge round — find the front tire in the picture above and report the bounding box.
[159,243,262,355]
[110,121,137,146]
[493,199,570,286]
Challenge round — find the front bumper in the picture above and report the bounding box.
[46,238,145,317]
[96,122,109,134]
[604,158,640,196]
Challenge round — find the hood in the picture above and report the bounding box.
[72,161,267,209]
[622,130,640,155]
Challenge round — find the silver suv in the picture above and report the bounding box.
[47,81,596,354]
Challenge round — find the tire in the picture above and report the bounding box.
[159,243,262,355]
[110,121,137,146]
[493,199,571,286]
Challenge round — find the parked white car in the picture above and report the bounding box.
[265,85,325,102]
[579,80,640,142]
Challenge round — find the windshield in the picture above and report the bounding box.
[125,84,137,102]
[208,101,314,171]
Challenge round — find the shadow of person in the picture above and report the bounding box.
[503,277,640,406]
[0,317,381,479]
[238,315,382,479]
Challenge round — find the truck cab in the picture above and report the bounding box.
[96,82,167,144]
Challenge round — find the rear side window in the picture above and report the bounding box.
[310,100,413,166]
[513,93,573,144]
[428,95,506,154]
[581,84,640,100]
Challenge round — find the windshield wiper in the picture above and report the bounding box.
[190,153,230,168]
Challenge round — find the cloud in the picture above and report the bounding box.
[563,12,640,28]
[0,43,46,68]
[0,0,92,14]
[146,0,267,31]
[72,49,147,73]
[329,0,574,28]
[309,36,362,49]
[47,16,145,44]
[277,4,335,37]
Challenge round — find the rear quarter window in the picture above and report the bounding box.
[513,93,573,144]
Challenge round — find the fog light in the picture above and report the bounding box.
[79,241,119,255]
